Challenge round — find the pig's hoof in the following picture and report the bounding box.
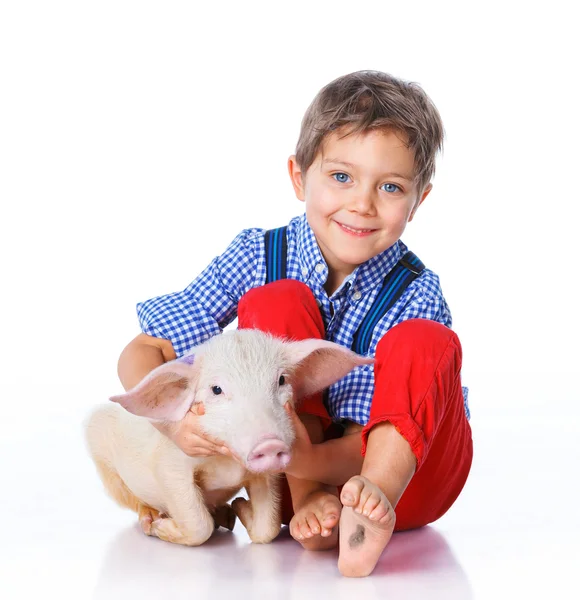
[232,497,252,526]
[213,504,237,531]
[138,504,166,536]
[232,497,256,533]
[150,517,213,546]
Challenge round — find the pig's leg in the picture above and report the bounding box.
[149,470,215,546]
[212,504,237,531]
[94,458,171,535]
[238,280,341,548]
[232,475,281,543]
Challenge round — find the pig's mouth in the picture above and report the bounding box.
[246,437,291,473]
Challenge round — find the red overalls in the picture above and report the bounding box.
[238,279,473,531]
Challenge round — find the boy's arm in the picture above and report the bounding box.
[285,414,341,512]
[306,434,364,486]
[285,406,364,487]
[117,333,176,391]
[136,228,264,359]
[120,229,263,454]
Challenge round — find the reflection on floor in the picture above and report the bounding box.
[93,524,472,600]
[1,380,579,599]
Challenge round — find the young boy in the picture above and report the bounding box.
[117,70,472,578]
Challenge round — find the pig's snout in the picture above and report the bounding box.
[247,438,291,473]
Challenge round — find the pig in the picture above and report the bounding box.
[85,328,372,547]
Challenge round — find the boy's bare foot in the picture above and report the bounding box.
[338,475,396,577]
[289,490,341,551]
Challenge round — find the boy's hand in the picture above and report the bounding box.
[284,402,317,480]
[154,405,230,458]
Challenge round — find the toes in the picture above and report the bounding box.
[340,476,366,507]
[299,514,316,538]
[379,509,396,526]
[305,513,321,536]
[359,490,381,517]
[289,515,307,541]
[290,492,342,543]
[354,481,380,516]
[341,475,394,524]
[321,500,340,524]
[320,513,339,536]
[367,501,388,522]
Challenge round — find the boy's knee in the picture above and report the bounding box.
[240,280,315,317]
[238,279,323,335]
[376,319,461,363]
[252,279,315,303]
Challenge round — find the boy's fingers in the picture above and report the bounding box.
[186,427,225,447]
[284,402,300,423]
[285,403,309,438]
[188,403,205,417]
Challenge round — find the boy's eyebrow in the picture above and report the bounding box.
[322,158,413,181]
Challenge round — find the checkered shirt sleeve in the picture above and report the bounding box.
[136,228,266,357]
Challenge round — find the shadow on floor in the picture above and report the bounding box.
[91,522,472,599]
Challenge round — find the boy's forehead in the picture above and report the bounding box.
[315,127,416,180]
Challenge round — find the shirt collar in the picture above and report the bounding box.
[296,212,406,292]
[354,239,405,291]
[297,213,328,282]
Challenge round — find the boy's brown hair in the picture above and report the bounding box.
[295,70,444,194]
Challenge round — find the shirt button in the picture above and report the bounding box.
[315,263,325,274]
[301,267,308,277]
[352,291,362,301]
[316,299,322,307]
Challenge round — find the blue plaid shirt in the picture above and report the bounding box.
[137,213,470,425]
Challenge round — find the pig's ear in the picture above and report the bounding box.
[109,357,199,422]
[286,339,374,399]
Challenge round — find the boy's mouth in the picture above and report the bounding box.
[335,221,377,237]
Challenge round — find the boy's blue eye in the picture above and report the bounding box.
[332,172,350,183]
[333,173,400,193]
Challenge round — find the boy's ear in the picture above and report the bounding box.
[288,155,306,201]
[408,183,432,222]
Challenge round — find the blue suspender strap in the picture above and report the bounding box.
[352,251,425,354]
[264,226,288,283]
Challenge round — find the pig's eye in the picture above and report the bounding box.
[278,375,286,386]
[211,386,223,395]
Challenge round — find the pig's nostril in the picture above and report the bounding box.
[248,439,291,472]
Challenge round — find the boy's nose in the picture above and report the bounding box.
[348,189,375,214]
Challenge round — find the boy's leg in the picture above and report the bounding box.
[338,319,473,577]
[238,279,341,550]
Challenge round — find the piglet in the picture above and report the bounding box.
[85,329,372,546]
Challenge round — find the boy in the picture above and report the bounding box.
[117,70,472,578]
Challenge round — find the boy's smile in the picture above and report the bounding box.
[289,127,432,294]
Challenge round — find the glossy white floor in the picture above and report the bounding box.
[1,372,577,600]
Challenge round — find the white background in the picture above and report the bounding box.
[1,1,578,599]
